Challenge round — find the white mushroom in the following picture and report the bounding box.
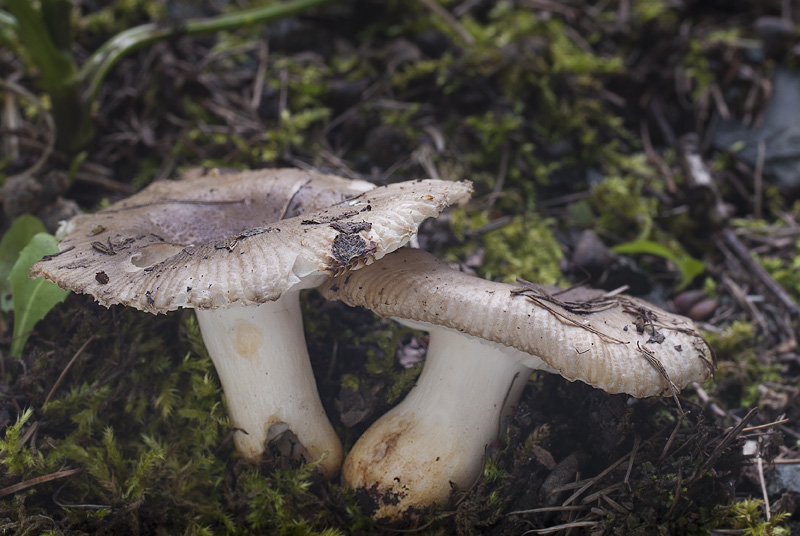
[319,248,715,517]
[31,169,472,477]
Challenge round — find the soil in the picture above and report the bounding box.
[1,0,800,534]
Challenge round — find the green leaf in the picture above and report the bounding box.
[9,232,69,357]
[0,214,47,313]
[611,239,705,291]
[4,0,77,91]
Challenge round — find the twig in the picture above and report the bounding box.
[581,482,624,504]
[416,0,475,45]
[43,335,96,407]
[693,382,735,420]
[0,79,56,179]
[561,453,631,506]
[757,456,771,520]
[522,520,598,535]
[640,119,675,194]
[692,407,758,481]
[718,228,800,318]
[624,434,640,489]
[486,142,509,208]
[0,468,82,497]
[507,505,586,516]
[754,141,765,220]
[742,418,789,433]
[719,273,769,335]
[660,412,686,461]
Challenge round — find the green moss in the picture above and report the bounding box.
[482,216,563,284]
[360,323,422,405]
[757,240,800,301]
[704,321,755,360]
[482,458,505,484]
[722,499,790,535]
[0,408,39,475]
[450,210,563,284]
[243,459,343,535]
[588,174,657,240]
[704,321,785,407]
[519,424,550,457]
[632,0,677,23]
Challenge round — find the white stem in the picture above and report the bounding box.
[195,293,342,476]
[342,325,533,519]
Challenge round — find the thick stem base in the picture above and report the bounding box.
[196,295,342,476]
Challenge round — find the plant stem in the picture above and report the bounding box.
[81,0,336,104]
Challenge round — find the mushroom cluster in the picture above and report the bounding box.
[30,167,716,517]
[31,168,472,477]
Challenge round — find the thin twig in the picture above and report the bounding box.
[660,412,686,461]
[0,79,56,179]
[754,141,765,220]
[43,335,96,407]
[692,407,758,481]
[0,468,82,497]
[742,419,789,433]
[522,520,598,535]
[561,453,631,507]
[624,434,640,489]
[507,505,586,516]
[757,456,771,520]
[416,0,475,45]
[719,228,800,318]
[251,39,269,110]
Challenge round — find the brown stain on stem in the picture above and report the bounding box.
[233,321,263,359]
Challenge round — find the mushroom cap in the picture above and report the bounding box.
[319,248,715,397]
[31,169,472,313]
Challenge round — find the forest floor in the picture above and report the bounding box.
[1,0,800,534]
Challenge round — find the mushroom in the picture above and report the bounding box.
[319,248,715,518]
[31,169,472,477]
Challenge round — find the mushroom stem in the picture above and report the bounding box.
[342,325,537,519]
[195,292,342,476]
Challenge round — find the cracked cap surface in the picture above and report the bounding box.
[31,168,472,313]
[320,248,715,398]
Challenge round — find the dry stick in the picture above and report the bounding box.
[521,520,598,535]
[581,482,625,504]
[250,40,269,110]
[507,505,586,516]
[0,468,82,497]
[720,272,769,335]
[709,82,731,119]
[659,411,686,461]
[373,517,437,534]
[600,493,630,515]
[561,453,631,507]
[486,142,510,209]
[43,335,96,407]
[18,420,38,449]
[692,407,759,482]
[743,418,790,433]
[757,456,771,520]
[718,228,800,318]
[0,79,56,180]
[416,0,475,45]
[754,141,766,220]
[666,466,683,517]
[623,434,641,489]
[640,119,676,194]
[690,382,728,420]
